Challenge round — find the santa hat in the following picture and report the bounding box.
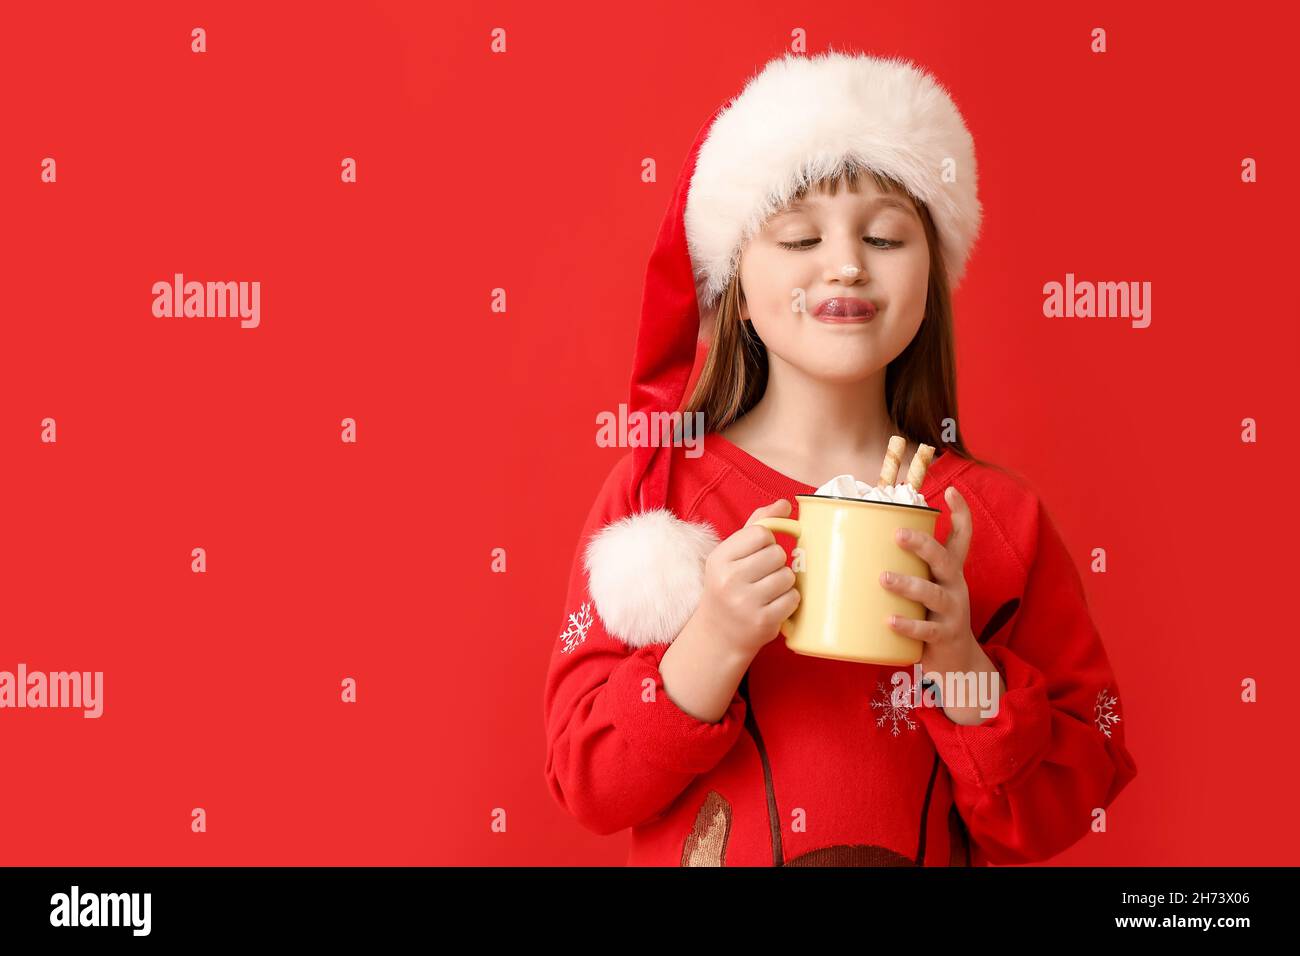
[588,50,982,648]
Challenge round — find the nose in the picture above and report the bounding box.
[822,261,867,289]
[821,238,868,285]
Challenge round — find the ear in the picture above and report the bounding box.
[583,508,720,649]
[682,790,732,866]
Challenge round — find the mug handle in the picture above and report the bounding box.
[752,518,802,638]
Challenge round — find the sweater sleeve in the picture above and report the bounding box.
[542,457,748,836]
[916,495,1138,865]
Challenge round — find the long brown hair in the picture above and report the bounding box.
[684,163,1001,472]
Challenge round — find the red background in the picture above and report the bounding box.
[2,0,1297,865]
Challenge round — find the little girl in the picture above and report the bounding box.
[543,51,1137,866]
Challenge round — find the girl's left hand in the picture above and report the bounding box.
[878,485,979,675]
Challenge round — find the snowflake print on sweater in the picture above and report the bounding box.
[559,601,594,654]
[870,680,918,736]
[1094,688,1121,738]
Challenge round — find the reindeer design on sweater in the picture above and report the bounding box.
[681,788,971,866]
[680,670,974,867]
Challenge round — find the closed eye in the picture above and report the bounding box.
[779,237,902,250]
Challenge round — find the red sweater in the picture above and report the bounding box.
[542,434,1137,866]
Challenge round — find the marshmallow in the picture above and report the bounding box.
[814,473,928,507]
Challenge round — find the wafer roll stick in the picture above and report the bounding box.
[877,436,906,488]
[906,444,935,491]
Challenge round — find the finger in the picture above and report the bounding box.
[763,584,801,616]
[879,570,951,616]
[941,486,973,568]
[752,564,797,604]
[735,541,790,582]
[887,613,942,643]
[745,498,791,526]
[894,526,955,584]
[722,523,786,562]
[727,498,793,559]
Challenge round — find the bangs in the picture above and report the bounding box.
[792,163,913,205]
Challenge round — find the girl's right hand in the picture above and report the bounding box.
[694,498,801,659]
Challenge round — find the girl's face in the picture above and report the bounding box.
[737,176,930,383]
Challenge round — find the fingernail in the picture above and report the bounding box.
[880,571,893,585]
[896,528,909,542]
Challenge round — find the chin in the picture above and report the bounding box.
[797,358,887,383]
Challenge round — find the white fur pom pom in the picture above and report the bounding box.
[583,508,721,649]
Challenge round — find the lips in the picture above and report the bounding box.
[813,297,877,322]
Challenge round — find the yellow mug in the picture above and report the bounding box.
[755,494,941,666]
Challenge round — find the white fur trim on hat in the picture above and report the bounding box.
[685,50,982,310]
[583,508,721,649]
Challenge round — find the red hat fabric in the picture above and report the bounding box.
[627,104,726,514]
